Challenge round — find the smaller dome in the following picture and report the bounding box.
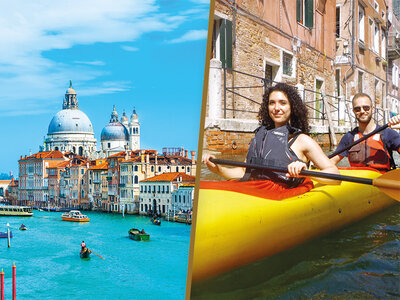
[121,111,128,123]
[66,87,76,94]
[101,122,129,141]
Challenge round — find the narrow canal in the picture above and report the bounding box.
[0,211,190,299]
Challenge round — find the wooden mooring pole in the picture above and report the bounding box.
[1,269,4,300]
[12,263,16,300]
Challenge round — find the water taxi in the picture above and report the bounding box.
[61,210,90,222]
[0,206,33,217]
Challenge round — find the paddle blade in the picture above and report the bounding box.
[373,169,400,201]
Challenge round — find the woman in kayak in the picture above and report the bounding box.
[203,82,340,186]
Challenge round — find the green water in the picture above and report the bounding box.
[0,211,190,299]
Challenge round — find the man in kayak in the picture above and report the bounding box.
[81,241,86,251]
[203,83,340,186]
[330,93,400,171]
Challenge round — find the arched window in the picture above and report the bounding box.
[176,167,179,172]
[79,147,83,156]
[151,166,154,172]
[158,166,161,172]
[134,176,138,184]
[73,146,76,153]
[134,165,138,172]
[55,147,59,151]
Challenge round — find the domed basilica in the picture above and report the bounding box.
[44,82,140,158]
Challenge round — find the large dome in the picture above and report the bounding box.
[48,109,94,134]
[101,122,129,141]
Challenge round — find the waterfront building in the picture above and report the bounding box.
[139,172,195,216]
[7,178,19,205]
[119,148,197,214]
[18,151,67,207]
[45,82,97,157]
[106,151,126,212]
[101,106,141,157]
[171,183,195,213]
[0,179,12,200]
[336,0,388,123]
[205,0,337,152]
[68,157,90,209]
[48,161,69,208]
[87,160,107,211]
[387,0,400,115]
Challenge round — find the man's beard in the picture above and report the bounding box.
[356,114,372,124]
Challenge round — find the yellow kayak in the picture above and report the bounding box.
[191,169,397,282]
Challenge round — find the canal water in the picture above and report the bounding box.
[192,152,400,299]
[0,211,190,299]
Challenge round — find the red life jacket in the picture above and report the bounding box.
[348,131,391,171]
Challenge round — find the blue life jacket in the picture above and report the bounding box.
[241,124,305,188]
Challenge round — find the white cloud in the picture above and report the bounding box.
[74,61,106,66]
[168,29,207,44]
[0,0,187,116]
[121,46,139,52]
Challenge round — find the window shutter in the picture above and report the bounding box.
[219,19,233,69]
[305,0,314,28]
[297,0,301,22]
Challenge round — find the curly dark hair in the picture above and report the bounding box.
[258,82,309,133]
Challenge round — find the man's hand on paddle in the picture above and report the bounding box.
[388,115,400,129]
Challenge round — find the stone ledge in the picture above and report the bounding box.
[205,118,259,132]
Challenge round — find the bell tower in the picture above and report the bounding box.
[129,108,140,150]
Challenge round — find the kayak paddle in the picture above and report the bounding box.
[209,158,400,201]
[88,248,105,259]
[328,124,388,158]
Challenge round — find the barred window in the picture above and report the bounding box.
[282,53,293,76]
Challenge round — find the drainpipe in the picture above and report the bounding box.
[343,0,356,127]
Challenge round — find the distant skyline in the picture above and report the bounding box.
[0,0,209,176]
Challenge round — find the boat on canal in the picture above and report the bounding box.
[19,224,27,231]
[150,217,161,225]
[128,228,150,241]
[61,210,90,222]
[80,247,91,259]
[0,231,12,238]
[0,206,33,217]
[191,168,398,282]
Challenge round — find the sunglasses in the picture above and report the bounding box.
[353,105,371,113]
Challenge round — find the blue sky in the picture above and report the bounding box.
[0,0,210,176]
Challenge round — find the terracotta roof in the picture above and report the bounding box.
[48,161,70,169]
[20,150,65,161]
[0,180,12,184]
[141,172,195,182]
[89,162,108,170]
[179,183,195,187]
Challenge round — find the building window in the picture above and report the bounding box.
[134,176,138,184]
[336,6,340,37]
[151,166,154,172]
[381,30,386,59]
[108,143,111,148]
[374,23,379,53]
[358,71,364,92]
[297,0,314,28]
[212,17,232,68]
[134,165,138,172]
[282,52,293,76]
[81,169,84,175]
[176,167,179,172]
[158,166,161,172]
[358,6,365,42]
